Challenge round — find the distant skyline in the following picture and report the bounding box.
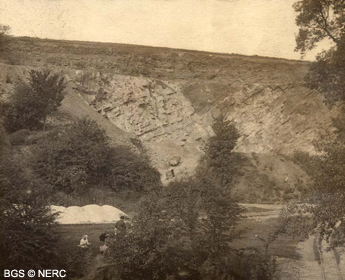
[0,0,331,61]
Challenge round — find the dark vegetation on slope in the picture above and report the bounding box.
[0,68,161,207]
[280,0,345,245]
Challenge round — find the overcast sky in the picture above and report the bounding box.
[0,0,330,60]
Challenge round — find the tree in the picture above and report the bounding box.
[294,0,344,54]
[293,0,345,240]
[0,124,63,272]
[2,83,44,132]
[194,115,242,279]
[289,113,345,241]
[1,70,66,132]
[106,179,277,280]
[197,115,242,235]
[28,70,66,130]
[0,24,10,52]
[200,114,241,187]
[106,181,200,280]
[309,116,345,238]
[294,0,345,102]
[108,145,161,197]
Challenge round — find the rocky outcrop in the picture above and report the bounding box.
[70,72,211,178]
[67,69,337,181]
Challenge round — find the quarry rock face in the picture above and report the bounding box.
[70,71,211,178]
[0,38,340,183]
[68,69,336,180]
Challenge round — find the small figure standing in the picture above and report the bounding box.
[115,216,126,236]
[99,232,110,254]
[79,235,91,248]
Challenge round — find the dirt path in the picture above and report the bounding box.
[297,236,345,280]
[240,203,283,221]
[80,254,113,280]
[297,236,325,280]
[335,247,345,279]
[320,241,344,280]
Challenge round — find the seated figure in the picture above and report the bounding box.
[79,235,91,248]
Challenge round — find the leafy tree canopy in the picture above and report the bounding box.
[293,0,345,240]
[195,115,242,266]
[289,112,345,241]
[107,178,277,280]
[294,0,345,102]
[294,0,345,53]
[2,70,66,132]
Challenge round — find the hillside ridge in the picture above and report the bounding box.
[10,36,310,64]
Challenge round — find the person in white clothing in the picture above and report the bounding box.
[79,235,91,248]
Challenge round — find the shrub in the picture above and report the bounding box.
[33,118,161,200]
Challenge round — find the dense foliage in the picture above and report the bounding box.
[294,0,345,102]
[293,0,345,242]
[0,124,63,272]
[195,115,242,256]
[33,118,161,200]
[0,112,161,275]
[291,114,345,240]
[1,70,66,132]
[107,181,278,280]
[200,114,241,187]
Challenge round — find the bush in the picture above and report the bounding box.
[33,118,161,200]
[1,83,42,132]
[108,146,161,195]
[33,118,110,193]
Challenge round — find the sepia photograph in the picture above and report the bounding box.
[0,0,344,279]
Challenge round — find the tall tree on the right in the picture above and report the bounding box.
[292,0,345,241]
[294,0,345,102]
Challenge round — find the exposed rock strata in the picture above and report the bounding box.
[0,38,340,184]
[69,70,336,179]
